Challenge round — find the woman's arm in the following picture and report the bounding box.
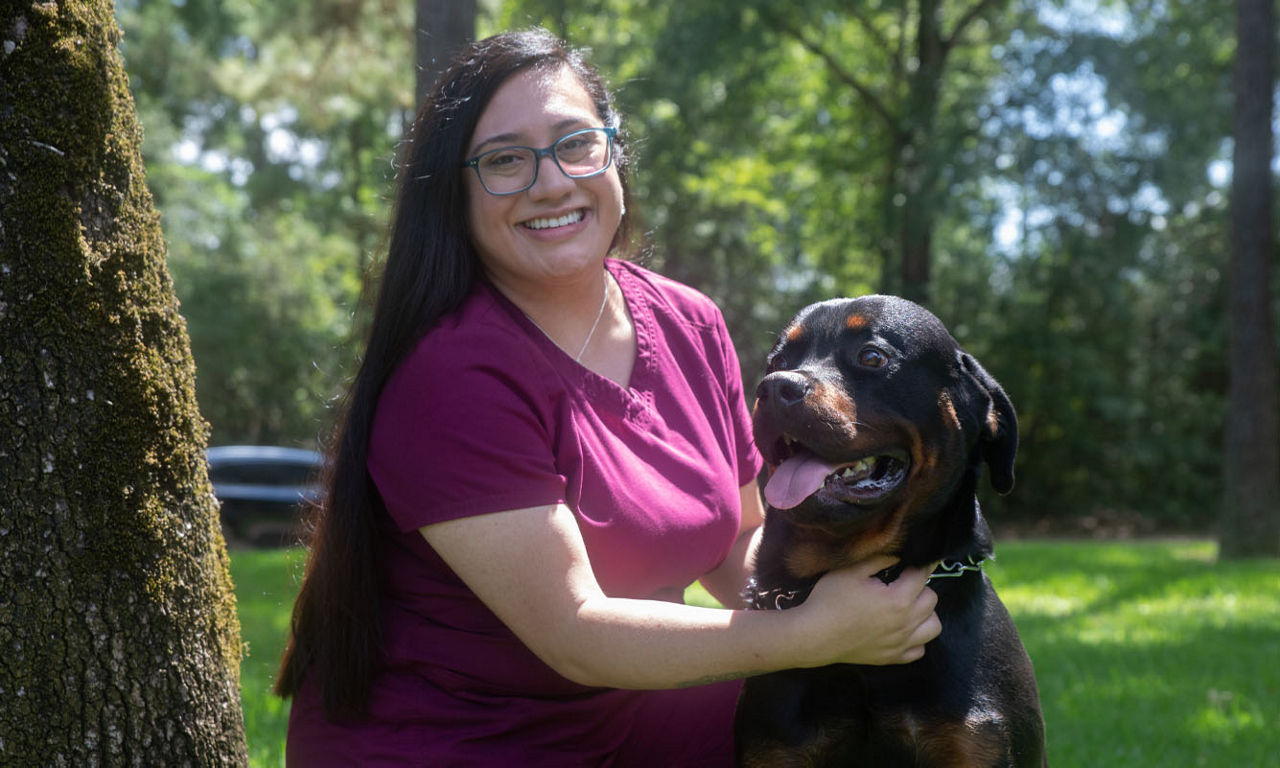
[419,502,940,690]
[697,482,766,608]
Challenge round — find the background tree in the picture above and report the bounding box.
[1221,0,1280,558]
[955,0,1237,528]
[0,1,246,762]
[113,0,1280,540]
[416,0,477,109]
[499,0,1254,534]
[116,0,412,446]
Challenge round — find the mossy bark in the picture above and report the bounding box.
[0,1,248,764]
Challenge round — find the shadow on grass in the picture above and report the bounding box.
[231,541,1279,768]
[987,540,1280,767]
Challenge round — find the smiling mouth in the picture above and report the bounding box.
[763,443,909,510]
[523,209,585,231]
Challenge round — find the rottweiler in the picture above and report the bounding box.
[735,295,1047,767]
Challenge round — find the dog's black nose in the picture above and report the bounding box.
[757,371,811,407]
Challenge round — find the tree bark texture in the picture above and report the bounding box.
[414,0,475,111]
[0,1,248,763]
[896,0,945,305]
[1222,0,1280,558]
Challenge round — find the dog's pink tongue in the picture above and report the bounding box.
[764,452,842,510]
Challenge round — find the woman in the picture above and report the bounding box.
[277,28,940,766]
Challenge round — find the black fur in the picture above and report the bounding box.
[736,296,1046,767]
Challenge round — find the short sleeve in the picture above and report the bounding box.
[368,327,567,532]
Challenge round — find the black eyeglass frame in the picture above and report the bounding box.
[462,127,618,196]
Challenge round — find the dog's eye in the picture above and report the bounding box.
[768,355,790,372]
[857,346,889,368]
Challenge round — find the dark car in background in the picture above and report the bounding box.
[207,445,324,547]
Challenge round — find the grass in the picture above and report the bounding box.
[231,547,306,768]
[983,539,1279,767]
[233,540,1280,767]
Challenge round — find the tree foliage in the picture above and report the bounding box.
[116,0,408,445]
[118,0,1276,533]
[498,0,1260,529]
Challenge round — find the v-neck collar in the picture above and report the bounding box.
[488,259,656,422]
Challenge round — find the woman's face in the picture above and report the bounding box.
[463,65,624,294]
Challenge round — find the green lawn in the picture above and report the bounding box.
[233,540,1280,767]
[231,547,306,768]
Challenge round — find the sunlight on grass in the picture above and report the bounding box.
[231,547,305,768]
[987,539,1280,767]
[998,576,1102,618]
[233,540,1279,768]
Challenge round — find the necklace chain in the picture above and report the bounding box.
[523,271,611,363]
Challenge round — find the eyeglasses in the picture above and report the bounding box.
[463,127,617,196]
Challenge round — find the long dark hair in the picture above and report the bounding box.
[275,28,632,719]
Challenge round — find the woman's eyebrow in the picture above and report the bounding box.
[468,118,593,156]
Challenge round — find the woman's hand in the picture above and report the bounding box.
[789,557,941,668]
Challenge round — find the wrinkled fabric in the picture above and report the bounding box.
[287,260,762,766]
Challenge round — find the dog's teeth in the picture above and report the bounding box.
[837,458,877,478]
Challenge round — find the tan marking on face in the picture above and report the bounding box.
[906,421,928,484]
[846,313,869,331]
[940,390,962,432]
[836,420,944,565]
[808,380,858,430]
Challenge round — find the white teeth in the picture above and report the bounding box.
[524,210,584,230]
[836,458,875,479]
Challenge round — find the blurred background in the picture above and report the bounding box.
[114,0,1274,538]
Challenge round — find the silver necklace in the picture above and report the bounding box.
[524,271,611,363]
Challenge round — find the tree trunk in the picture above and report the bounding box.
[415,0,476,110]
[0,1,248,762]
[897,0,946,305]
[1221,0,1280,558]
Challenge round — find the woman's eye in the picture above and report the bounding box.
[857,347,889,368]
[481,151,526,173]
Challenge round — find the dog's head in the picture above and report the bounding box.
[753,295,1017,570]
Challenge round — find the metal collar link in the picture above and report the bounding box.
[744,556,988,611]
[744,579,814,611]
[926,555,988,582]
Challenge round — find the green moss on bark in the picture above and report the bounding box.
[1,1,247,763]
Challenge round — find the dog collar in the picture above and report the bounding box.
[744,557,988,611]
[744,578,816,611]
[926,555,988,581]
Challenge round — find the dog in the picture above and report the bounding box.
[735,295,1046,767]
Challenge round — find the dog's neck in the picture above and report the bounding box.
[743,556,988,611]
[747,467,995,611]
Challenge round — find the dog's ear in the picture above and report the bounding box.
[959,352,1018,494]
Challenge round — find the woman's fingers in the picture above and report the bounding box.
[797,560,943,667]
